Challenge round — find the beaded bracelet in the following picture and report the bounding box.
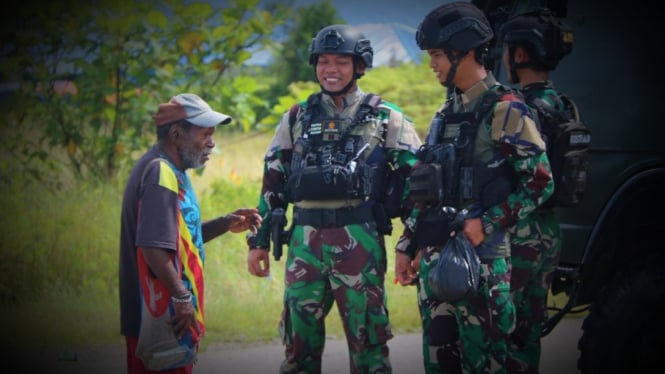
[171,293,192,304]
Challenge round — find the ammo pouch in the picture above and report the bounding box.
[409,143,455,205]
[288,164,367,202]
[372,203,393,236]
[373,164,406,219]
[415,207,453,248]
[552,147,588,207]
[409,163,444,205]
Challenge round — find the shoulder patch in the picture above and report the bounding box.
[491,100,545,151]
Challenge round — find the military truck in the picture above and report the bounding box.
[473,0,665,372]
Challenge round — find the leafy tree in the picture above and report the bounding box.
[0,0,289,184]
[263,0,344,105]
[361,58,447,136]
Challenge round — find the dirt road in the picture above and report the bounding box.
[42,317,583,373]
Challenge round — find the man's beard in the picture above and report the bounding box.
[178,139,206,170]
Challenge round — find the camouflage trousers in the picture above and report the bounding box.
[506,210,561,374]
[417,247,515,374]
[278,223,393,374]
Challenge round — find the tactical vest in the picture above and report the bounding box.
[411,86,517,210]
[286,93,384,203]
[409,86,517,247]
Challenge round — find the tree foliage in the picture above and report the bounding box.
[0,0,290,184]
[273,0,346,87]
[263,0,344,102]
[0,0,445,187]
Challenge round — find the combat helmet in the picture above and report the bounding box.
[416,1,494,53]
[416,2,493,88]
[499,8,574,72]
[309,24,373,69]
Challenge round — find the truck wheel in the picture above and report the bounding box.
[577,254,665,373]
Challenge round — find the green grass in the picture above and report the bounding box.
[0,131,423,354]
[0,130,576,354]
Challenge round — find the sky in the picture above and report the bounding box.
[298,0,455,28]
[209,0,458,65]
[210,0,456,29]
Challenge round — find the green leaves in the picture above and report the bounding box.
[1,0,288,185]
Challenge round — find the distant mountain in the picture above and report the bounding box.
[355,23,424,66]
[245,23,424,67]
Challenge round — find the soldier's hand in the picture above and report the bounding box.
[463,218,485,247]
[248,248,270,277]
[413,249,423,273]
[395,251,418,286]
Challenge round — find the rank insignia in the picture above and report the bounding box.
[309,123,322,135]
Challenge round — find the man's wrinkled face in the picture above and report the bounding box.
[178,124,215,170]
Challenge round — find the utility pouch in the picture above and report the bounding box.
[546,121,590,207]
[415,207,453,248]
[408,163,444,205]
[381,166,406,219]
[372,203,393,236]
[288,164,357,201]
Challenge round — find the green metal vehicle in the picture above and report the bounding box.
[474,0,665,372]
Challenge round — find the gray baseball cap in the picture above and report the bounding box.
[153,93,232,127]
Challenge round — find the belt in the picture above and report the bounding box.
[293,206,374,228]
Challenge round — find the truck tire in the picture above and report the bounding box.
[577,253,665,373]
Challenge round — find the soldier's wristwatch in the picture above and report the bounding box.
[481,214,494,236]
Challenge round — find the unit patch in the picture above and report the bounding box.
[322,119,343,141]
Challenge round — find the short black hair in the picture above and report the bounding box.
[156,120,193,141]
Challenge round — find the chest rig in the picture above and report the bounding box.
[287,93,382,203]
[409,86,517,247]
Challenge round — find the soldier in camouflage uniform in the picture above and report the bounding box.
[499,9,575,373]
[246,24,421,374]
[394,3,554,373]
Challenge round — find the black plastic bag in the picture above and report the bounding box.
[427,210,481,303]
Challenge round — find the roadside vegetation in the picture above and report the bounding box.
[0,0,570,354]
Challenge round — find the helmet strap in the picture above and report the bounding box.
[443,50,465,89]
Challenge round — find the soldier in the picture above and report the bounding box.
[246,24,422,373]
[394,2,554,373]
[499,9,580,373]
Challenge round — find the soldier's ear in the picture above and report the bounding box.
[514,46,529,64]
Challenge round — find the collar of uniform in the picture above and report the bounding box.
[321,88,362,110]
[460,71,498,105]
[522,80,554,93]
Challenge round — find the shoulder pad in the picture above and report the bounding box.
[379,102,421,152]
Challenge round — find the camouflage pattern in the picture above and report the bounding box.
[506,82,565,373]
[279,223,392,374]
[417,247,515,374]
[396,73,553,373]
[506,210,560,373]
[248,89,421,373]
